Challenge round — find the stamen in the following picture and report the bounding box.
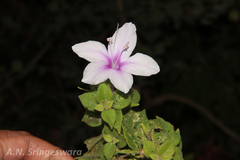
[122,42,129,52]
[112,23,119,49]
[112,42,130,69]
[110,23,120,64]
[107,37,113,43]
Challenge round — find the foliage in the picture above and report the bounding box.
[75,82,183,160]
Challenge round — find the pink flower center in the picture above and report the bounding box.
[107,35,129,70]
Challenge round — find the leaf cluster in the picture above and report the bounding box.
[76,82,183,160]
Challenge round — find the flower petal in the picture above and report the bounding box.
[121,53,160,76]
[108,22,137,61]
[72,40,109,62]
[82,62,110,85]
[109,70,133,94]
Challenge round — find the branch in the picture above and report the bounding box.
[0,37,55,94]
[147,94,240,143]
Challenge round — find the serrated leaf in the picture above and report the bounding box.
[103,134,113,143]
[79,92,97,111]
[114,109,123,134]
[112,90,131,109]
[97,83,112,103]
[158,140,175,157]
[101,109,116,129]
[94,104,104,112]
[142,139,158,158]
[103,143,115,160]
[82,110,102,127]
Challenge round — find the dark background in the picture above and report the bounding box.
[1,0,240,159]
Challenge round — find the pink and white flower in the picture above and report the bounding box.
[72,22,160,93]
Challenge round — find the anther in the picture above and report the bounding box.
[122,42,129,52]
[107,37,113,44]
[107,37,113,42]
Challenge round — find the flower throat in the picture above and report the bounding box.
[107,24,129,69]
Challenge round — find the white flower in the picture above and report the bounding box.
[72,22,160,93]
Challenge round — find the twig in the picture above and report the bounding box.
[116,0,127,22]
[0,37,55,94]
[9,84,24,108]
[147,94,240,143]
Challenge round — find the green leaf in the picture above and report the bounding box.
[94,104,104,112]
[104,100,114,109]
[122,124,140,150]
[102,125,121,145]
[143,119,163,132]
[84,134,103,151]
[99,155,106,160]
[141,123,149,139]
[123,110,148,128]
[118,149,141,155]
[114,109,123,134]
[173,144,184,160]
[116,134,127,148]
[101,109,116,129]
[142,139,158,158]
[97,83,112,103]
[130,88,140,107]
[103,143,115,160]
[102,124,112,135]
[79,135,104,160]
[82,110,102,127]
[156,116,174,134]
[79,92,98,111]
[149,154,161,160]
[158,140,175,157]
[152,132,168,144]
[112,90,131,109]
[103,134,113,143]
[122,110,148,150]
[141,119,163,142]
[75,155,100,160]
[172,129,181,145]
[112,137,119,144]
[160,155,173,160]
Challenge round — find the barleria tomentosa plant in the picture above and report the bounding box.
[72,23,184,160]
